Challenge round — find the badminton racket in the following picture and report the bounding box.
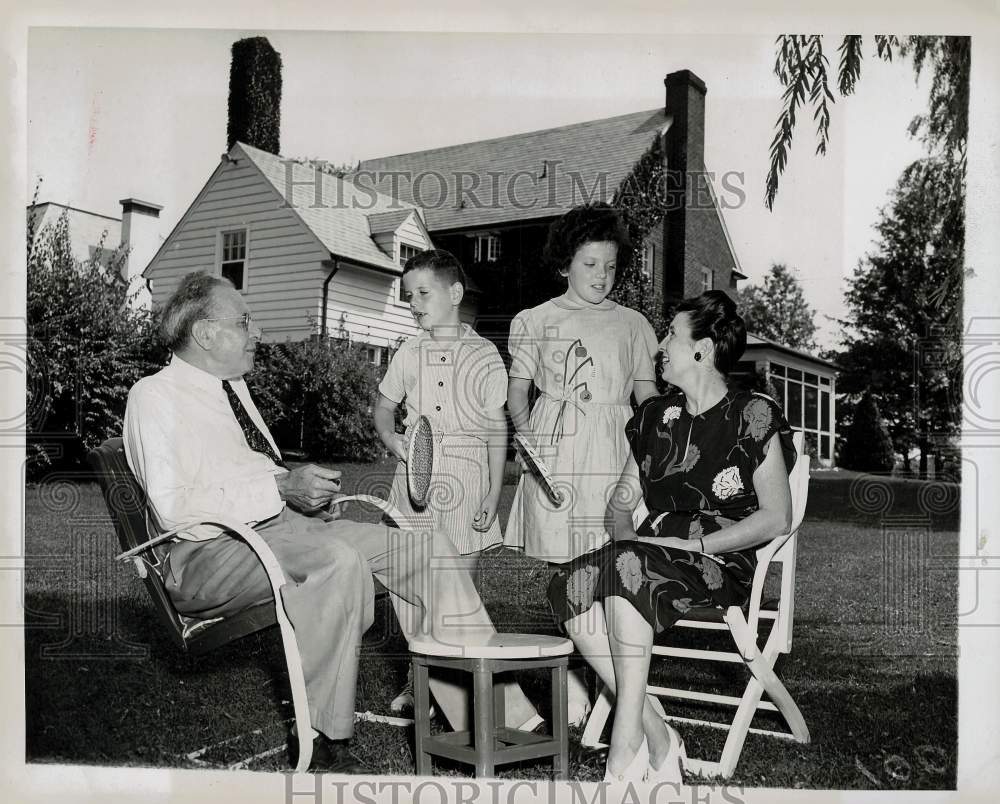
[513,432,564,506]
[405,415,435,508]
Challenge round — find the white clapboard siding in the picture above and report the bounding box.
[146,155,478,348]
[372,231,395,261]
[324,264,419,348]
[397,213,429,249]
[146,161,330,342]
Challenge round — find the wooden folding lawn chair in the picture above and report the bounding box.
[88,438,314,772]
[580,431,811,779]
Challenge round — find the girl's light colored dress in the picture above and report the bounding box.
[379,324,506,555]
[504,296,659,563]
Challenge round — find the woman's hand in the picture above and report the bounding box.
[637,535,692,551]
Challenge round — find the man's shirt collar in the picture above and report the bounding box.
[168,353,232,394]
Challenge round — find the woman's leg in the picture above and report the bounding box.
[604,594,674,774]
[566,599,673,769]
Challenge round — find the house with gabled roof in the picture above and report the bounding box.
[358,70,747,319]
[144,70,742,352]
[354,69,836,463]
[142,141,476,361]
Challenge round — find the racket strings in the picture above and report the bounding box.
[408,418,435,507]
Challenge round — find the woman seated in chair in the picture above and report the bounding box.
[548,290,797,783]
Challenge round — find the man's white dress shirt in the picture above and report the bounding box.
[123,355,286,541]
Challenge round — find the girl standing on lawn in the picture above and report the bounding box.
[505,203,660,725]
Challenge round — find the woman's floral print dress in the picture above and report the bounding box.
[548,389,796,633]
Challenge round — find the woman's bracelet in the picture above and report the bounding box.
[699,537,706,553]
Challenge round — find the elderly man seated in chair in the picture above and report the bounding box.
[123,271,540,773]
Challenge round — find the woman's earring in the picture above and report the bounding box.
[694,352,702,362]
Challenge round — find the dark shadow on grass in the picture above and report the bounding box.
[24,590,294,767]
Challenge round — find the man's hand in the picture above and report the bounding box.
[276,464,342,514]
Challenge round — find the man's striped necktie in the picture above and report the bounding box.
[222,380,286,469]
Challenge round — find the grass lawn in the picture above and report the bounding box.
[23,461,958,788]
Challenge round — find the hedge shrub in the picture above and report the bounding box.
[840,391,896,472]
[27,204,166,475]
[249,338,384,462]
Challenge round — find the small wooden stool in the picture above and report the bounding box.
[410,633,573,778]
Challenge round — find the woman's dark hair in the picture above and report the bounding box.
[543,203,633,277]
[674,290,747,375]
[403,248,466,290]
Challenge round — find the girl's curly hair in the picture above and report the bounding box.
[543,203,633,278]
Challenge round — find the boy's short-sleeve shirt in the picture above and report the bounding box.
[379,323,508,438]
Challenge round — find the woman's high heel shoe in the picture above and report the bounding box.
[647,723,687,784]
[604,738,649,783]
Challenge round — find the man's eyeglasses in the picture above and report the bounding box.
[201,313,254,332]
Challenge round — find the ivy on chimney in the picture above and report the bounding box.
[227,37,282,154]
[610,133,668,335]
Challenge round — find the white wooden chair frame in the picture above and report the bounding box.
[580,431,811,779]
[116,494,413,774]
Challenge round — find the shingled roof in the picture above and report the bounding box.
[357,108,672,233]
[237,141,416,273]
[367,208,417,235]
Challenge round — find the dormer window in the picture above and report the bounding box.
[473,233,501,263]
[397,243,423,303]
[399,243,421,267]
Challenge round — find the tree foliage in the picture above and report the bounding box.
[840,391,896,472]
[611,134,668,335]
[767,35,969,209]
[249,338,385,462]
[737,263,818,351]
[836,156,963,473]
[227,36,282,154]
[26,191,165,474]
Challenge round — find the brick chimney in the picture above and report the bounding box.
[661,70,708,306]
[119,198,162,308]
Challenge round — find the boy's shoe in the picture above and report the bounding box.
[390,671,436,719]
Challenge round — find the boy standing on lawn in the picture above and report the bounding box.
[374,249,542,731]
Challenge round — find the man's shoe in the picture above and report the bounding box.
[289,732,366,774]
